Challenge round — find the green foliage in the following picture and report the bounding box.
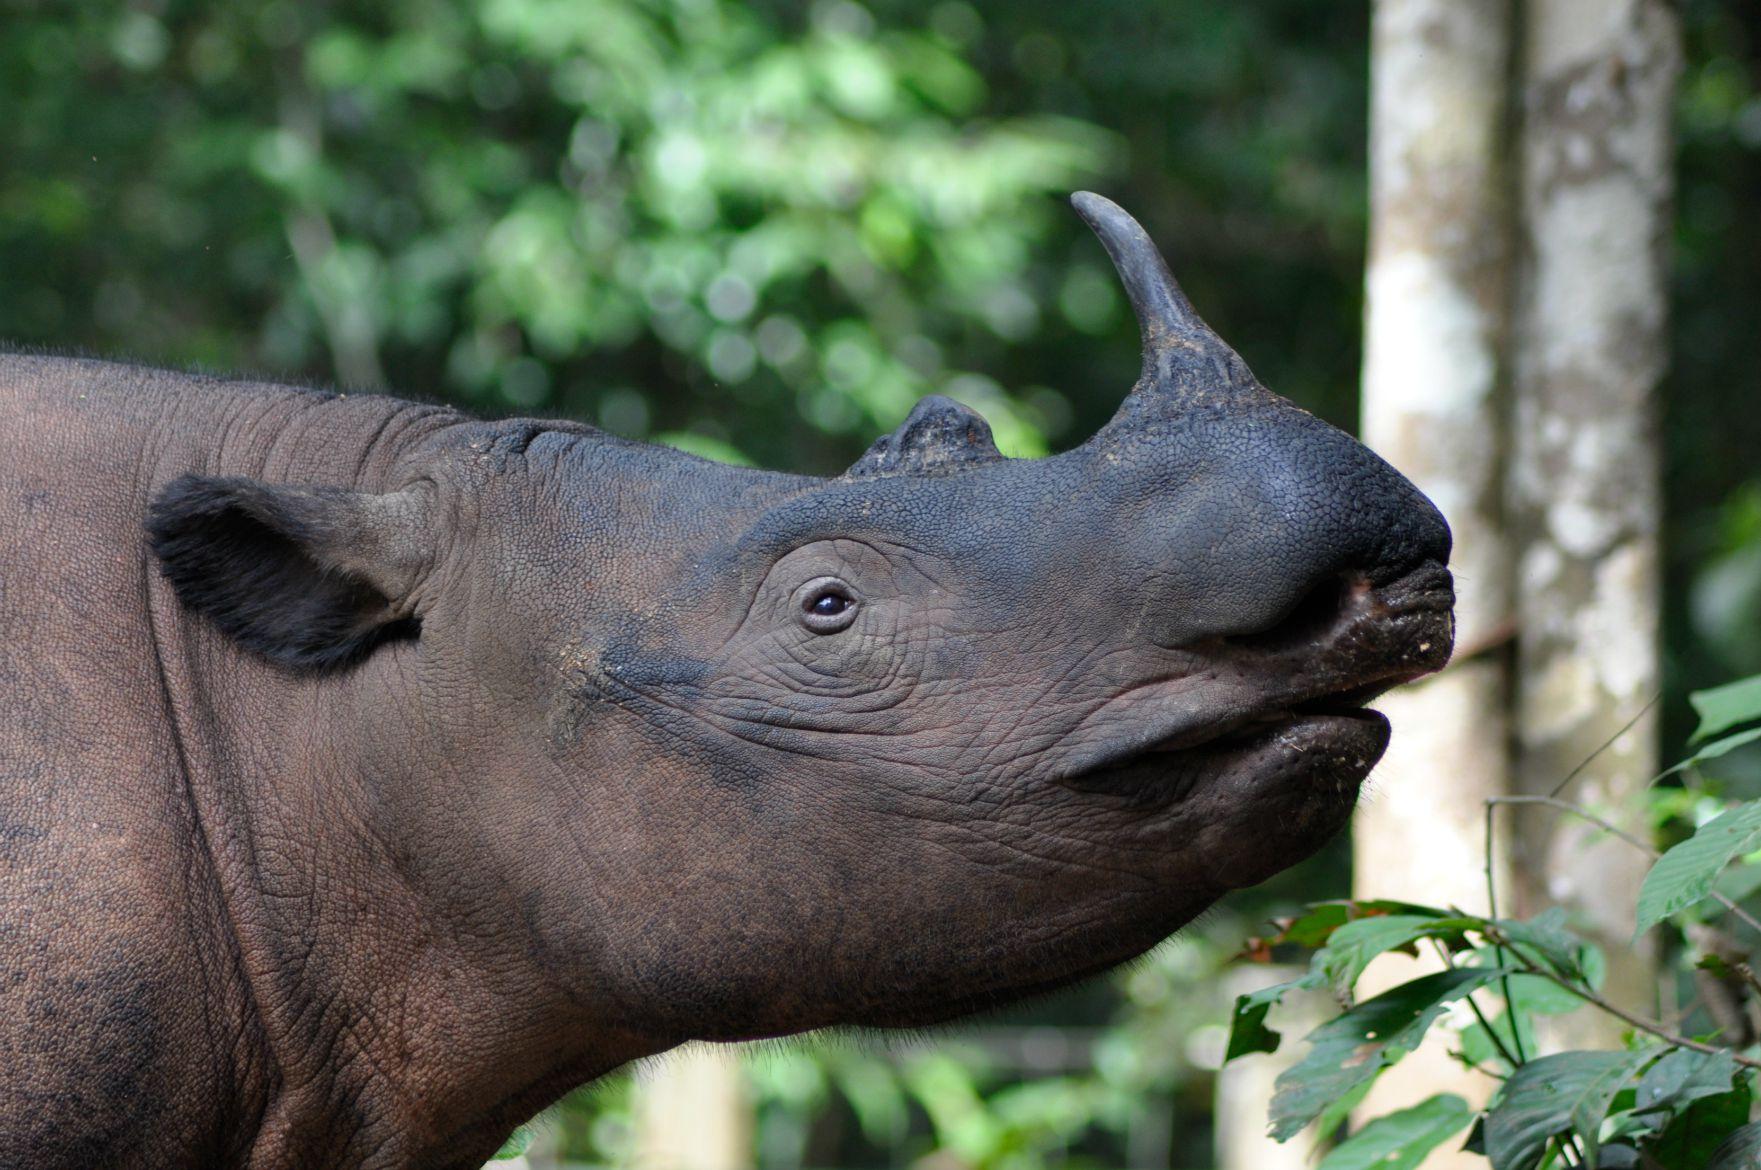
[1484,1049,1659,1170]
[1709,1122,1761,1169]
[1314,913,1479,992]
[1636,800,1761,935]
[1638,672,1761,933]
[1224,894,1759,1168]
[1635,1051,1750,1168]
[6,4,1758,1168]
[1315,1094,1475,1170]
[0,0,1124,472]
[1225,969,1320,1061]
[488,1124,534,1161]
[1688,674,1761,744]
[1225,675,1761,1169]
[1269,967,1508,1142]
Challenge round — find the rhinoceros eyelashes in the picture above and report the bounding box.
[844,394,1003,479]
[1070,190,1259,419]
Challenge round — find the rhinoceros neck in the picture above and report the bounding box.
[2,350,466,487]
[4,353,669,1166]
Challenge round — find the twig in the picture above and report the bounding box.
[1484,802,1530,1064]
[1489,795,1761,939]
[1429,936,1524,1069]
[1485,930,1761,1069]
[1548,693,1661,798]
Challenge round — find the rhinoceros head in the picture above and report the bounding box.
[149,194,1452,1044]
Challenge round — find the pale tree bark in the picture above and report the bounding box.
[631,1046,752,1170]
[1352,1,1516,1160]
[1215,967,1331,1170]
[1507,0,1680,1043]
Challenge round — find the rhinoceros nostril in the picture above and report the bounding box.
[1221,572,1362,653]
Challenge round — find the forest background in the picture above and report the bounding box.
[3,2,1758,1167]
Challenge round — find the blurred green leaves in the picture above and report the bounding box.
[0,0,1121,469]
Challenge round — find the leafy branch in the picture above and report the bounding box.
[1223,671,1761,1170]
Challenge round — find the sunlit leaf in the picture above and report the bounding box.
[1270,967,1507,1142]
[1316,1093,1476,1170]
[490,1124,535,1160]
[1315,914,1481,994]
[1690,674,1761,743]
[1636,801,1761,935]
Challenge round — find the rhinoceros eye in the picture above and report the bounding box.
[796,577,860,634]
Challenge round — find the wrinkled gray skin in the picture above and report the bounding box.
[0,195,1453,1168]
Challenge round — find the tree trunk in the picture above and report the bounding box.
[1507,0,1680,1042]
[632,1046,752,1170]
[1353,1,1516,1160]
[1215,967,1331,1170]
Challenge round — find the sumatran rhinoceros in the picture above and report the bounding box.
[0,194,1453,1168]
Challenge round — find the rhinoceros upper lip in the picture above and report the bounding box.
[1059,562,1454,780]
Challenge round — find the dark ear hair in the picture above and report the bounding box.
[146,475,437,669]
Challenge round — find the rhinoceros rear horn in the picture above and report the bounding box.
[148,476,436,669]
[845,395,1003,478]
[1070,191,1259,425]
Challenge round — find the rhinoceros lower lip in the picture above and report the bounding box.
[1059,708,1391,808]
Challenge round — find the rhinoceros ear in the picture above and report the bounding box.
[846,395,1003,478]
[147,475,436,670]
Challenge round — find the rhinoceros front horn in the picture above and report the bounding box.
[1070,191,1261,425]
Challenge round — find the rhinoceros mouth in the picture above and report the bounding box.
[1057,561,1452,804]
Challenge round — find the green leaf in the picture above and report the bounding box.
[1224,970,1324,1062]
[1662,726,1761,778]
[1484,1049,1660,1170]
[1314,1076,1378,1142]
[490,1124,535,1160]
[1495,908,1598,985]
[1636,802,1761,935]
[1267,900,1451,949]
[1315,915,1481,995]
[1270,967,1507,1142]
[1643,1079,1751,1169]
[1690,674,1761,743]
[1226,991,1285,1062]
[1315,1093,1476,1170]
[1711,859,1761,908]
[1466,944,1600,1015]
[1708,1121,1761,1170]
[1685,726,1761,766]
[1458,1004,1538,1072]
[1631,1049,1741,1117]
[1505,970,1596,1017]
